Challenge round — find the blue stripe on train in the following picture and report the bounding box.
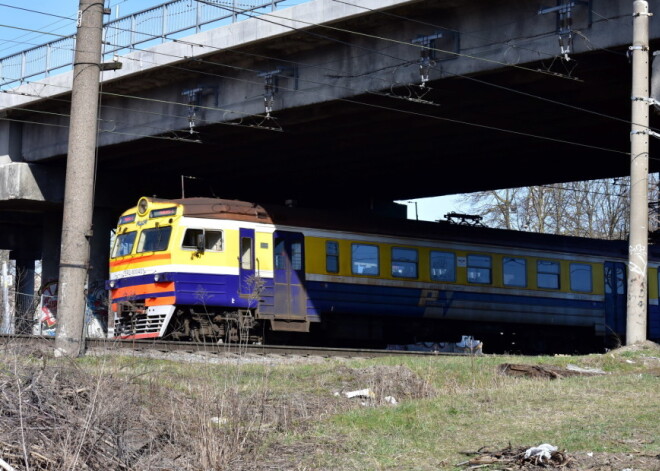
[111,272,264,309]
[109,274,660,338]
[304,281,603,317]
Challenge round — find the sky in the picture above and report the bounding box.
[0,0,466,221]
[0,1,160,57]
[0,0,313,57]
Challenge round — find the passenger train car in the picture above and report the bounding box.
[107,196,660,353]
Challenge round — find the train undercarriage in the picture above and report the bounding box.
[113,300,607,354]
[166,307,264,344]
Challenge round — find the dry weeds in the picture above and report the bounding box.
[1,340,658,470]
[0,341,436,470]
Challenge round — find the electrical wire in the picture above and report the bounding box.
[196,0,581,82]
[185,1,650,132]
[0,3,74,21]
[0,38,633,157]
[0,0,647,157]
[108,50,631,156]
[0,0,633,130]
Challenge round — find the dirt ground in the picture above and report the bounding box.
[454,445,660,471]
[0,340,658,470]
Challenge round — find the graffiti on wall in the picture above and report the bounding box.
[34,280,107,337]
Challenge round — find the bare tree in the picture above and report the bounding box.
[459,176,654,240]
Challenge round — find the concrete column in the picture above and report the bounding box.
[41,211,63,285]
[85,208,114,335]
[88,208,113,288]
[0,121,22,164]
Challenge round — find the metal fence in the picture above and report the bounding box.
[0,0,300,89]
[0,290,39,334]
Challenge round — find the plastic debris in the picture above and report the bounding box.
[387,335,483,354]
[524,443,558,462]
[384,396,398,405]
[458,444,569,468]
[344,388,375,399]
[566,364,607,375]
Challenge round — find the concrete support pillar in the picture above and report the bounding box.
[88,208,113,287]
[85,208,114,335]
[14,257,35,333]
[0,121,23,164]
[41,211,63,285]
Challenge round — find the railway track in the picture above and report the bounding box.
[0,334,471,358]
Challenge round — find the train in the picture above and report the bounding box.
[106,196,660,353]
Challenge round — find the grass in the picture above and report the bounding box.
[1,340,658,470]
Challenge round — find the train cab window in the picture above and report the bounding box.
[352,244,379,276]
[392,247,418,278]
[537,260,560,289]
[503,257,527,287]
[467,254,491,284]
[111,231,136,258]
[430,251,456,282]
[326,241,339,273]
[570,263,593,292]
[136,226,172,253]
[182,229,223,251]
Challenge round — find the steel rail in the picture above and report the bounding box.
[0,334,472,358]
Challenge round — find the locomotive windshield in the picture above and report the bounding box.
[111,231,136,258]
[137,226,172,253]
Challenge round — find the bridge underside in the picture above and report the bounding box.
[72,47,655,212]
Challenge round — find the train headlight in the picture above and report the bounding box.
[137,197,149,216]
[154,274,160,282]
[109,280,116,288]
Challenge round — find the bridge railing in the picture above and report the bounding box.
[0,0,298,90]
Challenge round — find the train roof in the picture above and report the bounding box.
[151,196,657,259]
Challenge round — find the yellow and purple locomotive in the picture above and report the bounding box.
[107,196,660,352]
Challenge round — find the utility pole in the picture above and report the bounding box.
[627,0,650,345]
[55,0,105,357]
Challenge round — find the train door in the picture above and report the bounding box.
[604,261,626,336]
[273,231,307,319]
[239,228,256,296]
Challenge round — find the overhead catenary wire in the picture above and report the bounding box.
[0,38,634,157]
[0,0,646,156]
[187,0,652,134]
[105,49,632,156]
[0,0,635,129]
[100,5,640,155]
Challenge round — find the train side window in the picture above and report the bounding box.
[111,231,136,258]
[537,260,560,289]
[430,251,456,282]
[467,254,491,284]
[352,243,379,276]
[182,229,223,251]
[241,237,253,270]
[570,263,592,292]
[137,226,172,253]
[503,257,526,287]
[326,241,339,273]
[392,247,418,278]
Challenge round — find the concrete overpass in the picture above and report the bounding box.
[1,0,659,292]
